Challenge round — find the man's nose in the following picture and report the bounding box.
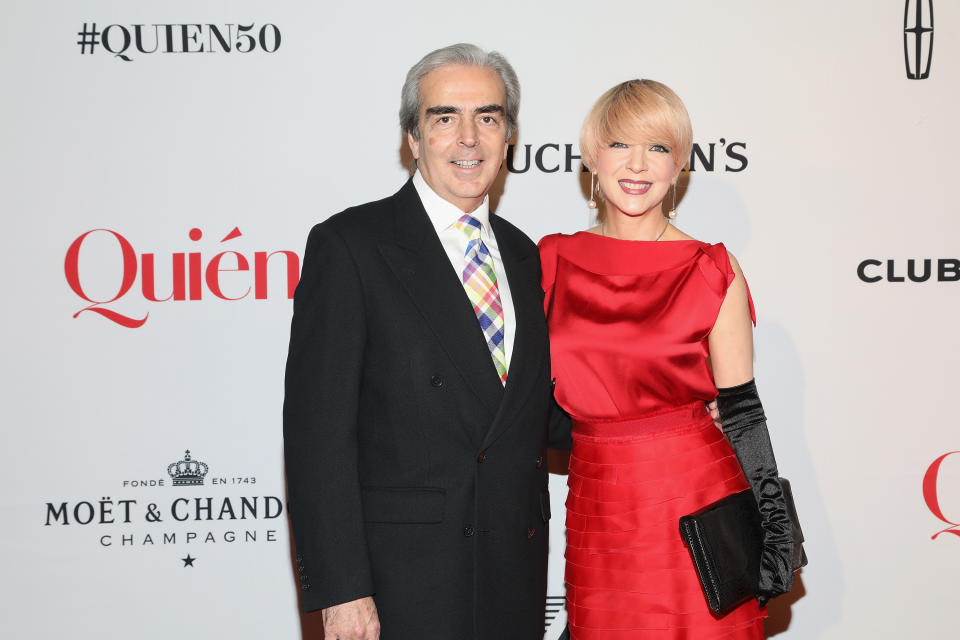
[459,119,478,147]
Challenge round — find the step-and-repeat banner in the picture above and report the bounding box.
[2,1,958,637]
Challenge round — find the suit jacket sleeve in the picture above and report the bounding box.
[283,220,373,612]
[539,234,572,450]
[548,396,572,451]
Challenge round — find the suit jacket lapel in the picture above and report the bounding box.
[481,215,548,449]
[378,181,505,423]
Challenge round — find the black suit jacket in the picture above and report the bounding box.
[283,179,570,640]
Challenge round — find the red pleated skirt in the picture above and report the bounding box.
[565,403,766,639]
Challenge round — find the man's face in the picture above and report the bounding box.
[407,65,509,213]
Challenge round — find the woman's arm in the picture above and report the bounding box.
[708,251,795,605]
[707,251,754,387]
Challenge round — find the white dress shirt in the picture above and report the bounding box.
[412,170,515,371]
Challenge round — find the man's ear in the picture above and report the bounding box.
[407,131,421,160]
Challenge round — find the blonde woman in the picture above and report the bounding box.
[540,80,793,638]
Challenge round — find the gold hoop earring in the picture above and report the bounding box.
[667,182,678,219]
[587,172,598,209]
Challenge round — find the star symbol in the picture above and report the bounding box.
[904,24,933,36]
[181,554,196,567]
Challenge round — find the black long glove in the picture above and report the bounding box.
[716,379,794,606]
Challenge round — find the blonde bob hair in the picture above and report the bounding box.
[580,78,693,183]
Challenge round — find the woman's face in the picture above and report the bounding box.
[595,139,677,219]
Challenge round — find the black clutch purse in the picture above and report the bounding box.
[678,477,806,615]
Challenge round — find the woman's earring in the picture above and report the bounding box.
[667,182,678,219]
[587,172,598,209]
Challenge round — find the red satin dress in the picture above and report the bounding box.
[539,232,765,639]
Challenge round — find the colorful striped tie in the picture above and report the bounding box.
[454,214,507,385]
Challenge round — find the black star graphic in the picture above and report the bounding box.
[181,554,196,567]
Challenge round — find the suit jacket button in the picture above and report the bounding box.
[527,528,536,539]
[430,375,443,388]
[536,456,544,469]
[463,526,475,537]
[477,452,486,463]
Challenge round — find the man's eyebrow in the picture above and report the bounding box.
[425,106,460,116]
[424,104,505,117]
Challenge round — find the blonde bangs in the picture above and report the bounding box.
[580,80,692,173]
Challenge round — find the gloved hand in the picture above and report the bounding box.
[716,379,794,606]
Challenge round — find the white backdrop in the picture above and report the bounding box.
[2,1,959,637]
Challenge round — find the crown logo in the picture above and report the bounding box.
[167,450,209,486]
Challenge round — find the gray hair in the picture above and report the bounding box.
[400,43,520,141]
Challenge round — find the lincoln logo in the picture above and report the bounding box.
[923,451,960,540]
[903,0,934,79]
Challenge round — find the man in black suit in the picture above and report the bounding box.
[283,44,570,640]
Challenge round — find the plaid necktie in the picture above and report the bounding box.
[454,214,507,385]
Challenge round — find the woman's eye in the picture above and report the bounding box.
[609,141,629,149]
[651,144,670,153]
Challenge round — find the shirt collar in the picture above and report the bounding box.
[413,170,491,236]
